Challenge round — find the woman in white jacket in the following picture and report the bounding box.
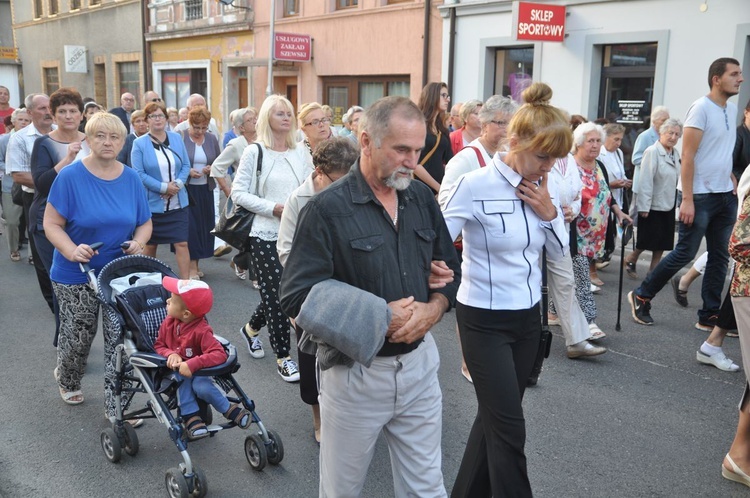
[231,95,313,382]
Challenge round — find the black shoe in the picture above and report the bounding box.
[671,275,688,307]
[628,290,654,325]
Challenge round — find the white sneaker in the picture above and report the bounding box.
[696,349,740,372]
[590,284,601,294]
[278,358,300,382]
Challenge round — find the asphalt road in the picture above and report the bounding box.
[0,238,748,497]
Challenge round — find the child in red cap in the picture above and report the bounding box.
[154,276,250,440]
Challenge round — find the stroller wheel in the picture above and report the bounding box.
[101,428,122,463]
[122,422,139,456]
[165,467,189,498]
[244,434,267,471]
[266,429,284,465]
[190,465,208,498]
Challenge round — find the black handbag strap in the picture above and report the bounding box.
[253,143,263,196]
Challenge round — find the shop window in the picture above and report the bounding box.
[336,0,357,9]
[48,0,58,15]
[598,42,658,173]
[161,68,207,110]
[494,47,534,103]
[43,67,60,95]
[284,0,299,16]
[117,62,140,104]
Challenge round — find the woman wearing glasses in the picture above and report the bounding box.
[416,82,454,194]
[131,101,191,279]
[298,102,333,154]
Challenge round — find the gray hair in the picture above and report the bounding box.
[459,100,483,123]
[231,106,257,129]
[651,105,669,120]
[478,95,518,126]
[573,122,605,150]
[10,107,29,124]
[360,97,424,148]
[24,93,48,110]
[603,123,625,138]
[659,118,683,135]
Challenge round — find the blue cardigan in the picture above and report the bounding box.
[131,131,190,213]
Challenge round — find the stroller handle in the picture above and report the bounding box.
[79,241,104,291]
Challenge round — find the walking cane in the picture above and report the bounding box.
[616,220,634,331]
[528,248,552,386]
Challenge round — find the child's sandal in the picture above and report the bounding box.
[184,415,209,440]
[224,403,251,429]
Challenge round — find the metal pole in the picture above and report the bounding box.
[266,0,276,97]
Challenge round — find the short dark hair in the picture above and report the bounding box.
[707,57,740,89]
[143,101,167,119]
[50,88,84,115]
[313,137,359,175]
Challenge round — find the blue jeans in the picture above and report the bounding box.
[636,191,737,321]
[174,373,230,417]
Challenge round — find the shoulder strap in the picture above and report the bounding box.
[419,131,442,166]
[467,146,487,168]
[253,143,263,195]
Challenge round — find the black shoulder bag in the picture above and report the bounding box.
[211,143,263,252]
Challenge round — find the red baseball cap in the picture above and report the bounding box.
[162,276,213,318]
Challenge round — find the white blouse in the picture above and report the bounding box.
[441,154,568,310]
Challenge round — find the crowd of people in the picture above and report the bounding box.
[1,54,750,495]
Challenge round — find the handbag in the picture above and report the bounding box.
[211,143,263,251]
[11,182,24,206]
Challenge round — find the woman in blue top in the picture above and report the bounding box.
[131,101,191,279]
[44,112,151,407]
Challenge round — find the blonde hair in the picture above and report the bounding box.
[297,102,323,128]
[85,112,127,140]
[256,95,297,149]
[507,82,572,158]
[130,110,146,123]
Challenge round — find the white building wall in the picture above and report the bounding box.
[443,0,750,123]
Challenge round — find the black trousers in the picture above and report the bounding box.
[22,192,54,313]
[293,323,318,405]
[451,302,540,498]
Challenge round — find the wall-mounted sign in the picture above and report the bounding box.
[513,2,566,42]
[617,100,647,124]
[64,45,87,73]
[274,32,311,62]
[0,47,18,60]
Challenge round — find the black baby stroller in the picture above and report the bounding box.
[89,253,283,497]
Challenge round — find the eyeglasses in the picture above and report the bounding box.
[490,120,509,127]
[304,117,331,127]
[148,114,166,120]
[150,98,163,103]
[440,93,451,100]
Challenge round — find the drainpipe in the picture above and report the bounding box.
[422,0,430,87]
[142,0,152,94]
[267,0,276,97]
[446,4,456,94]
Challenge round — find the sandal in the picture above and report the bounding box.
[224,403,251,429]
[625,261,638,279]
[588,323,607,341]
[184,415,209,440]
[10,251,20,262]
[56,366,84,405]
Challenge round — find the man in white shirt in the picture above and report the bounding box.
[6,93,55,312]
[172,93,220,137]
[630,58,744,329]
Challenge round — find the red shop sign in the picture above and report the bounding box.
[274,32,312,62]
[514,2,566,42]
